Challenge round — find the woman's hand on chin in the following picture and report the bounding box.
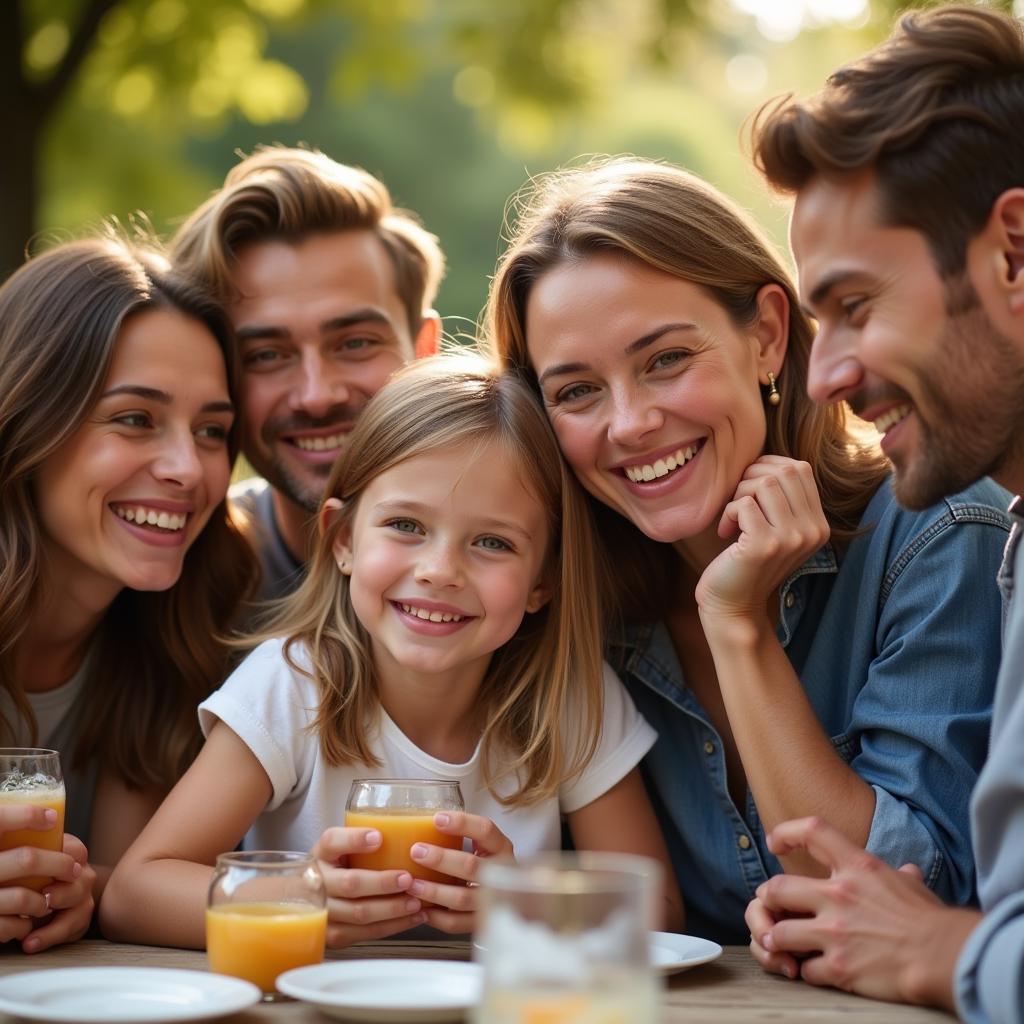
[696,456,829,627]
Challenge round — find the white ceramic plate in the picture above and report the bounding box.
[649,931,723,975]
[277,959,483,1023]
[0,967,261,1024]
[474,931,723,977]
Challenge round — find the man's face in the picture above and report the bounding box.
[229,230,419,513]
[793,171,1024,509]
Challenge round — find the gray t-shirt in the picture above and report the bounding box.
[229,477,306,604]
[955,495,1024,1022]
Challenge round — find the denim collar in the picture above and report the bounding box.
[610,541,840,670]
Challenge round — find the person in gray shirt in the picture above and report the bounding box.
[743,6,1024,1021]
[173,147,445,600]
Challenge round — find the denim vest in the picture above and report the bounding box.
[609,476,1010,944]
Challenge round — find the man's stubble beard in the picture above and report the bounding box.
[891,275,1024,509]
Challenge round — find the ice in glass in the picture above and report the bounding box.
[0,748,65,891]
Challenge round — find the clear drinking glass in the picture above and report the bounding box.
[345,778,465,883]
[473,852,662,1024]
[206,850,327,1000]
[0,748,65,890]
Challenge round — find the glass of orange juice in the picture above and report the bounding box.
[206,851,327,1000]
[0,748,65,891]
[473,853,662,1024]
[345,779,464,883]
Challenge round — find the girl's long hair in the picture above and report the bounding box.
[0,235,257,790]
[485,157,889,619]
[248,353,606,807]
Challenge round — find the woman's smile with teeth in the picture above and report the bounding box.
[294,433,345,452]
[624,443,701,483]
[112,505,187,531]
[873,404,912,434]
[397,602,467,623]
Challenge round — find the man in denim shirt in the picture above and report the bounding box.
[748,6,1024,1020]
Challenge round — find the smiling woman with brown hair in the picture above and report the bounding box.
[0,234,255,952]
[486,156,1010,943]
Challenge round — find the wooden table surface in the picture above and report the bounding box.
[0,939,953,1023]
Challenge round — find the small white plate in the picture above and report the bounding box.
[649,931,723,975]
[0,967,261,1024]
[277,959,483,1023]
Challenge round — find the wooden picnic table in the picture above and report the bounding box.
[0,939,953,1022]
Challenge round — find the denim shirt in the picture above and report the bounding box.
[609,475,1010,944]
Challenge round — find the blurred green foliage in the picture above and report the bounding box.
[10,0,1016,329]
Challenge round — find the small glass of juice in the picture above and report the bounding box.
[472,853,663,1024]
[345,779,464,883]
[0,748,65,891]
[206,850,327,1001]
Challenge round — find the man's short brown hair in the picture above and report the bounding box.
[752,5,1024,277]
[172,146,445,333]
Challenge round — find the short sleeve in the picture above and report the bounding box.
[198,638,318,811]
[559,662,658,814]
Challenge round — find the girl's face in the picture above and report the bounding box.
[35,307,235,611]
[335,439,551,685]
[525,252,786,546]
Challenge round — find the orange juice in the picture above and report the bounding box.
[206,901,327,993]
[0,787,65,890]
[345,809,461,883]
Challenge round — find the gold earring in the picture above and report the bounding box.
[766,370,781,406]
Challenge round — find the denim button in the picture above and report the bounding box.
[703,741,714,755]
[737,834,751,850]
[785,591,796,609]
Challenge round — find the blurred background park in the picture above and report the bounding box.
[8,0,1021,336]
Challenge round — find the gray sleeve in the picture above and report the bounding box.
[954,527,1024,1023]
[955,896,1024,1023]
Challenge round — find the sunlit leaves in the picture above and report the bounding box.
[24,20,70,76]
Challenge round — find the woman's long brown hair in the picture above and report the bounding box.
[0,236,257,790]
[485,158,889,619]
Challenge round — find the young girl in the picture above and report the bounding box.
[102,352,683,947]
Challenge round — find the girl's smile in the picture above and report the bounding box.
[336,438,551,692]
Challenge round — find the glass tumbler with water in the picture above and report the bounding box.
[473,852,662,1024]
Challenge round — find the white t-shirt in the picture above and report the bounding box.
[198,637,657,856]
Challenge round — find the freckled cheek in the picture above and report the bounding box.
[481,574,539,634]
[349,543,413,598]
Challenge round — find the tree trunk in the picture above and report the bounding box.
[0,108,39,280]
[0,2,36,280]
[0,0,118,281]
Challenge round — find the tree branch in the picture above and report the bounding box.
[35,0,121,118]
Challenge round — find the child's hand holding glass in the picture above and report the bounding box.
[311,825,427,947]
[408,809,515,934]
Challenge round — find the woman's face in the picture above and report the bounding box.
[525,253,776,545]
[35,307,235,610]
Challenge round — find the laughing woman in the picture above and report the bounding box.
[486,158,1010,943]
[0,236,255,951]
